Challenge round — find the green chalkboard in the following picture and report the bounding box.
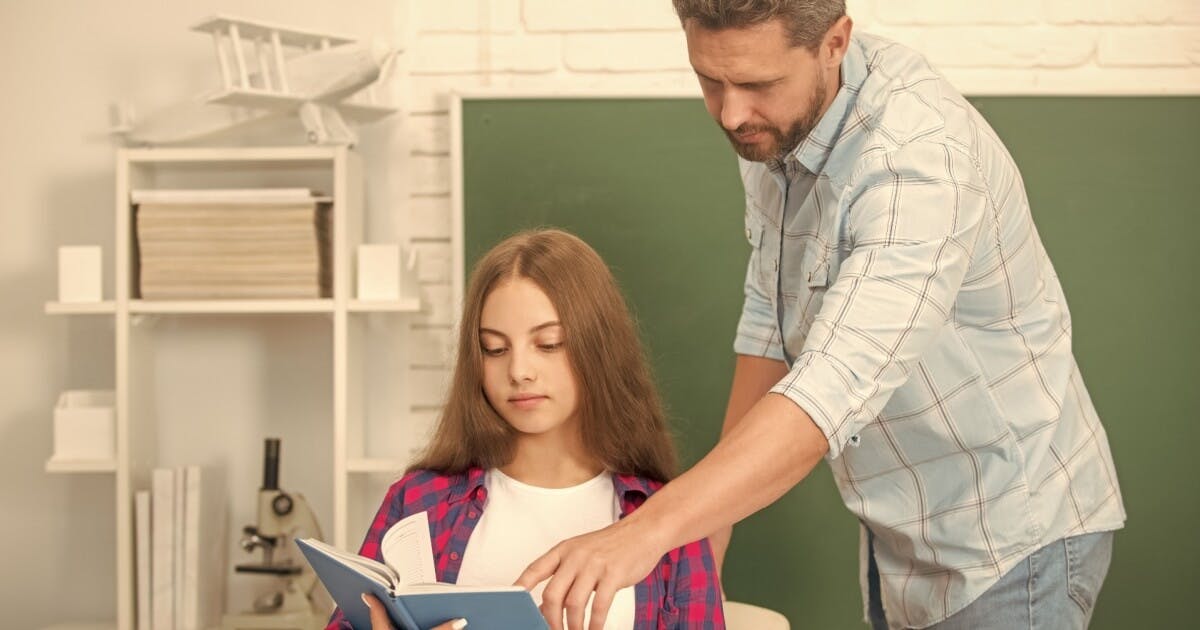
[461,96,1200,628]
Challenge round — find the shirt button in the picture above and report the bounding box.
[468,510,478,519]
[450,551,460,561]
[745,227,752,240]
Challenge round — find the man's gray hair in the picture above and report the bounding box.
[671,0,846,50]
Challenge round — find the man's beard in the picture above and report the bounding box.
[724,80,828,163]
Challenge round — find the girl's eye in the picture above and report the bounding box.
[481,347,507,357]
[538,342,564,352]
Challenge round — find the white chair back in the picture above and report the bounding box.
[723,600,790,630]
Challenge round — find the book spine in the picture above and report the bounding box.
[173,468,185,630]
[151,468,174,630]
[135,491,152,630]
[181,466,200,630]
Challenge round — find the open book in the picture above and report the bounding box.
[295,511,547,630]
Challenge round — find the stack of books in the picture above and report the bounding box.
[132,189,332,299]
[136,466,227,630]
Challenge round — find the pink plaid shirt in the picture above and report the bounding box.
[326,467,725,630]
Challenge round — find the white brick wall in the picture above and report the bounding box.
[874,0,1044,25]
[1044,0,1200,25]
[522,0,680,32]
[873,26,1098,68]
[1097,26,1200,66]
[564,31,690,71]
[390,0,1200,416]
[412,0,521,33]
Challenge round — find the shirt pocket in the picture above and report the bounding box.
[1066,531,1114,615]
[796,239,832,332]
[744,210,768,288]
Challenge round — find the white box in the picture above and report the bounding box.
[58,245,102,303]
[53,390,115,461]
[357,244,400,301]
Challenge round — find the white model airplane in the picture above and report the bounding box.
[115,15,399,146]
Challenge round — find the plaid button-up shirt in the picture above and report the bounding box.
[735,33,1125,628]
[326,467,724,630]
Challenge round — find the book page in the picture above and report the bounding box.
[400,583,526,594]
[380,511,437,588]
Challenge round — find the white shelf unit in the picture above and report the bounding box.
[45,301,117,315]
[44,457,118,473]
[44,146,423,630]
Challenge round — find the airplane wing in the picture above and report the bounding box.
[122,91,278,145]
[207,89,394,123]
[192,14,357,49]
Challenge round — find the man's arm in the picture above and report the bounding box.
[518,142,991,630]
[517,388,828,630]
[709,354,790,577]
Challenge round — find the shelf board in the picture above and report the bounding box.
[45,301,116,315]
[46,299,422,315]
[130,299,335,314]
[346,458,405,474]
[45,458,117,473]
[122,145,341,165]
[39,623,116,630]
[347,298,422,313]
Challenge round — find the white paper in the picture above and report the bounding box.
[379,511,437,588]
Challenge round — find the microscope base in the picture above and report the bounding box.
[221,610,324,630]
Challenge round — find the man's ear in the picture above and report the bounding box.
[822,15,854,69]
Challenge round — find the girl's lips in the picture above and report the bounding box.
[508,395,547,410]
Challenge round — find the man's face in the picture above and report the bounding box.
[685,18,830,163]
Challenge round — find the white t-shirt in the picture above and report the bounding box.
[455,468,636,630]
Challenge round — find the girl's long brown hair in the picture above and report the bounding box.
[409,228,678,482]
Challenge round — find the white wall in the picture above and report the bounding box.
[2,0,1197,627]
[0,1,401,627]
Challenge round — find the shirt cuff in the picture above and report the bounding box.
[769,350,869,460]
[734,306,785,361]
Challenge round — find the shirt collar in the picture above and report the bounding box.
[447,466,488,504]
[450,467,660,512]
[786,33,868,176]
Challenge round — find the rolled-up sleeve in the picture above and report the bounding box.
[770,141,990,459]
[734,209,786,361]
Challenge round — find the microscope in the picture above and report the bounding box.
[223,438,326,630]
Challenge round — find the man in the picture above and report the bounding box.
[517,2,1126,629]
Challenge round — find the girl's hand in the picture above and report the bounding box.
[361,593,467,630]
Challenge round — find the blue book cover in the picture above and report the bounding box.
[295,536,548,630]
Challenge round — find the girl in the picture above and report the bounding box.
[328,229,724,630]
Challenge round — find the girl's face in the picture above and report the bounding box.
[479,277,581,439]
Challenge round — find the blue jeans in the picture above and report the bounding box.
[867,531,1115,629]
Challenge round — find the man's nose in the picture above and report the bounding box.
[720,89,752,131]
